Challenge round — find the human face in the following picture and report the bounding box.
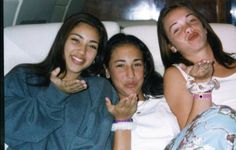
[163,7,208,57]
[107,44,144,100]
[64,22,99,80]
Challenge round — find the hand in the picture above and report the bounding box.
[180,60,214,82]
[105,93,138,120]
[50,67,87,93]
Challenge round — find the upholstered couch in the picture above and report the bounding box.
[4,22,236,76]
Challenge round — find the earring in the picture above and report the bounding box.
[104,67,110,78]
[105,71,110,78]
[171,46,178,53]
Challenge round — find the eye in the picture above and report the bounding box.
[171,24,181,35]
[89,44,98,50]
[115,63,125,68]
[173,28,180,34]
[134,62,143,67]
[71,37,80,44]
[187,15,199,24]
[189,18,197,23]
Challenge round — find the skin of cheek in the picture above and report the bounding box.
[112,70,144,100]
[111,71,131,99]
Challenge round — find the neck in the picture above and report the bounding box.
[185,44,215,63]
[62,71,80,80]
[119,92,145,101]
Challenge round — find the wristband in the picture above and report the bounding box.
[192,92,212,100]
[111,118,135,131]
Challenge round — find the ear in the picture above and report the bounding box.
[168,44,178,53]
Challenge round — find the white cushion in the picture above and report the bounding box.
[4,21,120,75]
[210,23,236,53]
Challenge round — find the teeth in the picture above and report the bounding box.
[72,56,82,62]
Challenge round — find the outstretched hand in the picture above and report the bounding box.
[50,67,87,93]
[180,59,214,82]
[105,93,138,120]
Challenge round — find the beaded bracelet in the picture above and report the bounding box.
[111,118,135,131]
[186,77,220,94]
[113,118,133,123]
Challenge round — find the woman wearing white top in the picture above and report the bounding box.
[157,2,236,129]
[157,2,236,149]
[102,33,180,150]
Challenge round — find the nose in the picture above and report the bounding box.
[185,24,193,34]
[78,45,86,55]
[126,67,135,79]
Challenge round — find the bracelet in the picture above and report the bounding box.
[186,78,220,94]
[113,118,133,123]
[111,119,135,131]
[192,92,212,100]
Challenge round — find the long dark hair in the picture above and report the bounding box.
[102,33,163,97]
[157,2,236,69]
[18,13,108,86]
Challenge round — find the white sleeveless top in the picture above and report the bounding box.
[131,97,180,150]
[174,64,236,110]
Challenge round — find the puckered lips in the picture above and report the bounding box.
[71,55,85,65]
[187,32,199,41]
[125,81,137,88]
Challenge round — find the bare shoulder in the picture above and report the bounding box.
[163,66,185,82]
[163,66,187,99]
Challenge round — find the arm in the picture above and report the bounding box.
[164,67,193,129]
[185,60,216,124]
[164,61,215,129]
[113,130,131,150]
[105,94,137,150]
[4,67,69,145]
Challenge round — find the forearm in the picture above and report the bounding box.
[186,93,212,124]
[186,78,219,125]
[113,130,131,150]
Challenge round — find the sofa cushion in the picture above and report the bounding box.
[210,23,236,53]
[4,21,120,75]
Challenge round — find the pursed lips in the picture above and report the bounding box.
[187,32,198,41]
[124,81,137,88]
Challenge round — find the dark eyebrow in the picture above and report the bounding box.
[114,58,143,64]
[114,60,125,63]
[70,33,99,44]
[133,58,143,62]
